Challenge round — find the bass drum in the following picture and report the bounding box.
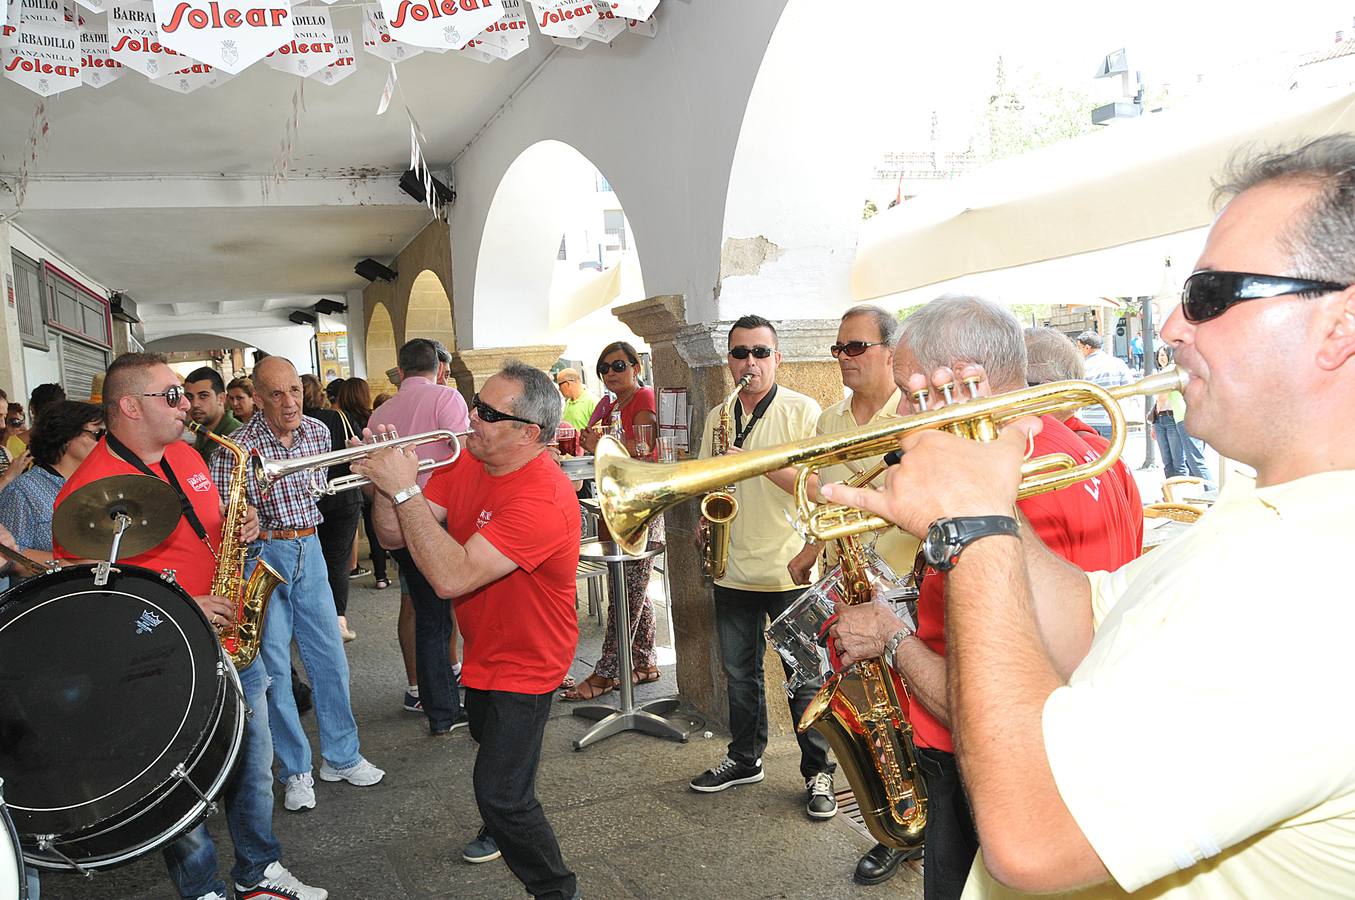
[0,564,245,871]
[1,778,27,900]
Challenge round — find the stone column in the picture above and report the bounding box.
[614,294,844,738]
[447,344,565,402]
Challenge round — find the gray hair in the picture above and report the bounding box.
[900,294,1027,390]
[1215,134,1355,283]
[1075,330,1102,350]
[841,304,900,347]
[500,360,561,444]
[1024,327,1085,384]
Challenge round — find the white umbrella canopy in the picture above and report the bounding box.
[852,86,1355,302]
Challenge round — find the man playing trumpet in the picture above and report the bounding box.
[825,137,1355,896]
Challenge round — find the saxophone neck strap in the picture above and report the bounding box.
[733,384,777,449]
[105,430,211,546]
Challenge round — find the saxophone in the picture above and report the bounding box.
[797,465,928,850]
[187,422,286,670]
[698,373,753,579]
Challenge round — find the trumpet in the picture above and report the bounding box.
[594,368,1188,554]
[254,429,470,496]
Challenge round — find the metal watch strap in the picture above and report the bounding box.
[883,627,912,670]
[392,484,423,506]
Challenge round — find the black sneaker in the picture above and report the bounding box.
[463,827,501,864]
[689,756,764,793]
[853,842,922,886]
[805,772,837,819]
[348,566,371,579]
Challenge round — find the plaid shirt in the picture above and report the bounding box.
[209,412,330,531]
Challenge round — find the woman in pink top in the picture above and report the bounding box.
[565,341,663,700]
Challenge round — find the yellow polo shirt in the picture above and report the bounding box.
[699,385,820,592]
[812,391,919,578]
[964,469,1355,899]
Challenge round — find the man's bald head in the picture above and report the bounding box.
[253,355,297,389]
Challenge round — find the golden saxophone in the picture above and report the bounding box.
[698,373,754,579]
[188,422,286,669]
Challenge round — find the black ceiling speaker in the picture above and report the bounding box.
[312,298,347,316]
[399,168,455,207]
[355,258,397,283]
[288,310,317,326]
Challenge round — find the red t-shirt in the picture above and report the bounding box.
[423,451,580,694]
[53,439,224,597]
[586,387,657,459]
[908,415,1143,752]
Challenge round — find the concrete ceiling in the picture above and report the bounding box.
[0,6,563,343]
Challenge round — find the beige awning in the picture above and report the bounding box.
[852,87,1355,302]
[549,263,623,332]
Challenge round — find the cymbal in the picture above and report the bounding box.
[52,474,182,560]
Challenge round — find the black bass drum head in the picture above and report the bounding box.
[0,565,220,839]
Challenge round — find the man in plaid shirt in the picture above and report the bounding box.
[211,356,384,814]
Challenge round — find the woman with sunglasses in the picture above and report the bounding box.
[0,400,103,558]
[565,341,664,699]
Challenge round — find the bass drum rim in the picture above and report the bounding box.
[0,779,28,900]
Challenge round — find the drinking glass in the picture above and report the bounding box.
[656,435,677,462]
[634,423,655,459]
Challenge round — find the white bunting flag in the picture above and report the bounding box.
[581,0,621,42]
[380,0,501,52]
[454,39,492,61]
[361,4,420,62]
[376,59,394,113]
[624,13,654,37]
[153,0,293,74]
[109,0,183,77]
[150,57,227,90]
[79,16,124,85]
[606,0,655,18]
[2,0,64,47]
[530,0,594,38]
[266,4,336,75]
[74,0,105,16]
[2,19,80,95]
[472,0,522,47]
[308,25,352,83]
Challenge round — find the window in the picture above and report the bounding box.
[603,210,627,251]
[10,251,47,351]
[43,262,110,348]
[595,172,613,193]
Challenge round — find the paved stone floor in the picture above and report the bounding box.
[37,565,922,900]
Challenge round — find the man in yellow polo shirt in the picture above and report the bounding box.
[823,136,1355,897]
[688,314,836,822]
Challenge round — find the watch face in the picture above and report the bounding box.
[923,521,952,567]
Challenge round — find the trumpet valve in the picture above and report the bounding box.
[962,375,982,399]
[939,382,956,406]
[910,388,929,411]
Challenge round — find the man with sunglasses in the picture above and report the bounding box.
[368,338,472,733]
[356,361,580,900]
[54,353,327,900]
[554,367,597,432]
[687,315,839,820]
[210,356,384,815]
[822,137,1355,897]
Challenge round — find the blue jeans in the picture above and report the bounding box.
[714,585,834,779]
[251,534,363,780]
[391,549,462,732]
[162,659,282,896]
[1175,421,1214,485]
[1154,411,1186,477]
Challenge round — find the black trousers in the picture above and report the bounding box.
[465,687,576,900]
[360,498,388,580]
[917,747,979,900]
[316,500,361,617]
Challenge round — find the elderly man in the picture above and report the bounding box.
[827,297,1141,900]
[1074,331,1131,439]
[554,367,597,431]
[210,356,382,813]
[355,361,579,900]
[368,338,471,733]
[184,366,241,462]
[824,137,1355,897]
[54,352,325,900]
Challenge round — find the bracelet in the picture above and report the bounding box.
[392,484,423,506]
[883,626,913,671]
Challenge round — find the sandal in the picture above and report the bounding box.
[560,673,618,702]
[559,673,577,690]
[632,666,661,685]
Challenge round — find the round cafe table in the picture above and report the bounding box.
[571,540,690,751]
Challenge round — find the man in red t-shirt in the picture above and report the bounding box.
[356,361,580,900]
[52,352,326,900]
[829,299,1142,898]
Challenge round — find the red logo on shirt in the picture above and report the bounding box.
[476,509,492,529]
[187,472,213,493]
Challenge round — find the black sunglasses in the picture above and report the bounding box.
[728,345,774,360]
[85,428,106,440]
[597,359,632,376]
[1181,271,1349,323]
[471,393,536,427]
[829,340,886,358]
[143,385,184,407]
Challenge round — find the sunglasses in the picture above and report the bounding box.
[85,428,106,440]
[1181,271,1349,323]
[143,385,184,407]
[471,393,536,427]
[829,340,886,358]
[597,359,632,376]
[728,345,774,360]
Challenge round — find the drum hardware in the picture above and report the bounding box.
[1,776,30,898]
[0,544,51,577]
[33,835,89,879]
[50,474,179,570]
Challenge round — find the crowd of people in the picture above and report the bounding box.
[5,134,1355,900]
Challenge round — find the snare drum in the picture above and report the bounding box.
[0,779,27,900]
[0,564,245,872]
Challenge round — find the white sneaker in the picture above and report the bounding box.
[195,893,228,900]
[235,861,328,900]
[318,757,385,786]
[283,772,316,811]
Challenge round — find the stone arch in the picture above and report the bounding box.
[405,269,455,345]
[366,301,398,393]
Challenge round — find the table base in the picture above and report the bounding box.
[571,697,690,750]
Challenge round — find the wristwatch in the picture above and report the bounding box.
[923,515,1020,572]
[883,626,913,671]
[392,484,423,506]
